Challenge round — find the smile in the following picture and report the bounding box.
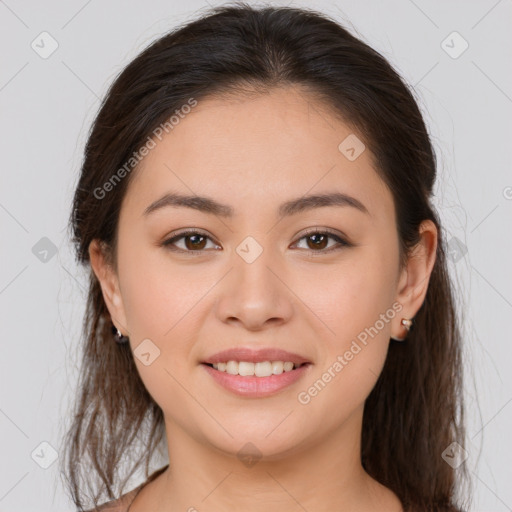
[201,361,312,397]
[205,360,304,377]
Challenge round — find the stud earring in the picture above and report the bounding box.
[390,317,413,342]
[111,323,129,344]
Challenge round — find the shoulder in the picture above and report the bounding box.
[82,487,140,512]
[82,465,169,512]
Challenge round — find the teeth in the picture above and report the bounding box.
[211,360,299,377]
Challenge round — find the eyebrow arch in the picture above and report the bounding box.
[142,191,370,218]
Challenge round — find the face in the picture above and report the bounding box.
[91,86,432,460]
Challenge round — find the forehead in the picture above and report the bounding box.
[123,87,393,221]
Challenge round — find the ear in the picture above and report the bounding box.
[392,219,438,340]
[88,239,129,336]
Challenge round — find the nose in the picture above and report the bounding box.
[214,247,294,332]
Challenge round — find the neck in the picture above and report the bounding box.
[138,405,402,512]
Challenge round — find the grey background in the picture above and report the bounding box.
[1,0,511,510]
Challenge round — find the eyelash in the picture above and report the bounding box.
[161,228,351,256]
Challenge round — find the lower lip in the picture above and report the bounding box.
[201,363,312,398]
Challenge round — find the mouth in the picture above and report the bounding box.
[200,360,313,398]
[201,361,311,377]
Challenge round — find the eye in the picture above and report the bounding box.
[292,228,351,254]
[161,229,220,253]
[161,228,351,255]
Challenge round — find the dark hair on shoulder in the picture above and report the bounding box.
[60,2,470,510]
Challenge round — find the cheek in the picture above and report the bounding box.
[295,251,396,400]
[117,240,208,340]
[296,250,396,341]
[118,248,208,417]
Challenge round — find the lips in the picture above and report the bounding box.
[201,359,312,397]
[201,347,311,366]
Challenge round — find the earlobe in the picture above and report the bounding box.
[88,239,128,333]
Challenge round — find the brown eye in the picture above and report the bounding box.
[183,233,207,250]
[162,230,220,253]
[293,230,351,254]
[305,233,329,250]
[162,228,350,255]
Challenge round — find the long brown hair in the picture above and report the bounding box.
[60,3,470,510]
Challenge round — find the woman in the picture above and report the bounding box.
[60,3,469,511]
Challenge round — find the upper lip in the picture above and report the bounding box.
[201,347,311,365]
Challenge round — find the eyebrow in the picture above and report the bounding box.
[142,191,370,218]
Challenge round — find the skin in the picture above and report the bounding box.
[89,85,437,512]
